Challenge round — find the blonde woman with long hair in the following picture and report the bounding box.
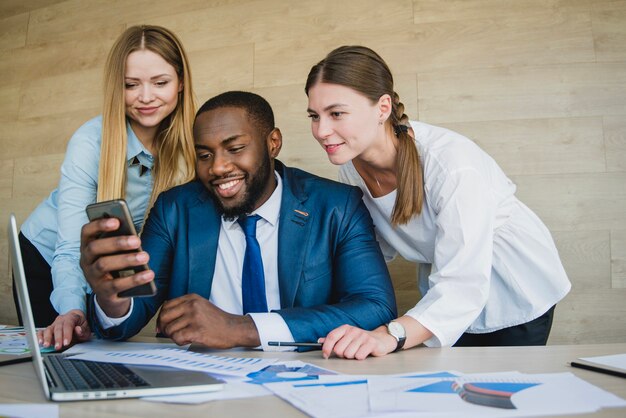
[306,46,571,358]
[15,25,196,349]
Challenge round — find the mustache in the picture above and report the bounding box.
[210,173,245,183]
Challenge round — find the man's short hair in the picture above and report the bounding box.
[195,91,275,137]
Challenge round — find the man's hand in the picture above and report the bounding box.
[79,217,154,318]
[157,294,260,348]
[37,310,91,350]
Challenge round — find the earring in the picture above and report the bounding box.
[378,121,383,125]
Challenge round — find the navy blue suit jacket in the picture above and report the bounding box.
[89,161,397,343]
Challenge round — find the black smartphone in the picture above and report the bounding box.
[85,199,157,298]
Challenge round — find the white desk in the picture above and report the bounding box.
[0,342,624,417]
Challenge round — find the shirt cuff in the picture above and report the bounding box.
[51,292,87,316]
[94,295,134,330]
[404,310,444,347]
[247,312,296,351]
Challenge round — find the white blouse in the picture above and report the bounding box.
[339,121,571,347]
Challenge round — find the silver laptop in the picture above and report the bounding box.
[9,213,224,401]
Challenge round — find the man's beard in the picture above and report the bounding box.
[207,150,273,221]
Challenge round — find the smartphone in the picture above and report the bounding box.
[85,199,157,298]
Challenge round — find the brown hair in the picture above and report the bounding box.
[98,25,196,218]
[305,45,423,225]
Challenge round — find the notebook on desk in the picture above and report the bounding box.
[571,354,626,379]
[8,213,224,401]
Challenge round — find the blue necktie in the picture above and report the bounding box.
[238,215,268,314]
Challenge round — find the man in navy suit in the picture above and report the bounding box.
[80,91,396,350]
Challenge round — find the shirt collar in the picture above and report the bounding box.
[223,171,283,229]
[126,120,154,168]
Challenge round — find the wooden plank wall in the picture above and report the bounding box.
[0,0,624,344]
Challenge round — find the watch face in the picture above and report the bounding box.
[388,321,406,339]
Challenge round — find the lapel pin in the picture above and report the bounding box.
[294,209,309,217]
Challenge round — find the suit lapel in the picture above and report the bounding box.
[188,194,221,298]
[277,164,313,308]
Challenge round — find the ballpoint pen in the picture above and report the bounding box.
[268,341,323,348]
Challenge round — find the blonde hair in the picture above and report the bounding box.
[98,25,196,217]
[305,45,423,225]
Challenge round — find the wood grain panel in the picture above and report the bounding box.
[251,0,413,89]
[441,117,606,176]
[7,26,122,87]
[0,240,11,322]
[0,0,66,19]
[604,115,626,172]
[0,159,14,199]
[419,63,626,124]
[152,0,411,54]
[12,153,64,199]
[512,172,626,232]
[412,0,591,23]
[591,0,626,12]
[593,8,626,62]
[552,230,611,289]
[0,12,27,51]
[0,83,20,121]
[387,257,420,316]
[26,0,219,45]
[18,68,101,119]
[256,10,595,88]
[549,288,626,344]
[405,11,595,72]
[0,109,97,159]
[611,230,626,288]
[188,43,254,102]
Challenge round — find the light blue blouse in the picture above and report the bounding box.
[21,116,154,315]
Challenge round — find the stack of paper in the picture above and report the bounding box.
[143,360,338,404]
[70,347,338,405]
[69,347,277,377]
[65,347,626,415]
[264,370,626,418]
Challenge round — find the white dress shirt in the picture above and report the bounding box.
[339,121,571,347]
[96,172,296,351]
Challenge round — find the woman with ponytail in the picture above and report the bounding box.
[15,25,196,349]
[305,46,571,358]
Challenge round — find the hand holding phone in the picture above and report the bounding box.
[85,199,156,298]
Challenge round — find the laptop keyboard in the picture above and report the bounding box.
[47,356,149,390]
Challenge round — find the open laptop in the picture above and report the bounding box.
[8,213,224,401]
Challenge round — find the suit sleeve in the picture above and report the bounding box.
[88,196,173,340]
[276,187,397,344]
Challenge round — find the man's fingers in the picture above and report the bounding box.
[90,250,149,276]
[81,218,120,248]
[80,218,142,269]
[75,325,91,342]
[101,270,154,297]
[83,236,143,266]
[159,295,196,322]
[160,311,188,339]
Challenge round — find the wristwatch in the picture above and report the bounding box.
[386,321,406,353]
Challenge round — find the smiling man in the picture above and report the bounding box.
[80,91,396,350]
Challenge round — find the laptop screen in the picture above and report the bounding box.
[8,213,52,399]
